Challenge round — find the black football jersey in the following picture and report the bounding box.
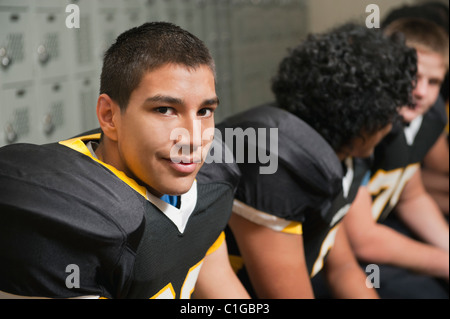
[212,104,369,281]
[0,133,237,299]
[368,97,448,222]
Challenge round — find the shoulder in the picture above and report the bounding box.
[0,140,145,242]
[425,95,447,126]
[197,135,241,190]
[0,139,145,298]
[215,104,343,222]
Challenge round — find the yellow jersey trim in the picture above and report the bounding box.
[206,232,225,256]
[281,221,303,235]
[59,134,148,199]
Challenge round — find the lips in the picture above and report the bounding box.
[163,157,201,174]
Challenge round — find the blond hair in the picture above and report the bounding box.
[384,18,449,69]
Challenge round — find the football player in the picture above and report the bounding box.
[207,23,417,298]
[381,2,449,217]
[343,18,449,298]
[0,22,249,299]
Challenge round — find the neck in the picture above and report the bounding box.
[335,150,348,162]
[95,138,164,198]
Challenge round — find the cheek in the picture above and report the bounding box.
[427,88,441,102]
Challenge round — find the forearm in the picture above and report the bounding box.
[353,223,449,280]
[396,192,449,252]
[324,227,379,299]
[325,262,379,299]
[229,213,314,299]
[193,241,250,299]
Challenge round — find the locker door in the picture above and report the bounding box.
[0,82,37,147]
[72,72,99,133]
[92,0,123,74]
[145,0,171,22]
[33,2,71,79]
[0,1,33,85]
[215,0,233,120]
[35,78,81,144]
[66,0,96,75]
[121,0,148,29]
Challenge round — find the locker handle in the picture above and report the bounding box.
[43,114,55,136]
[0,47,12,69]
[4,123,18,144]
[37,45,50,64]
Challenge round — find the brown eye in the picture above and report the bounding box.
[198,108,213,117]
[155,107,175,115]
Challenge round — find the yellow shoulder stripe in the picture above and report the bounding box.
[59,134,148,199]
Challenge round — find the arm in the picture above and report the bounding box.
[343,186,449,280]
[395,168,449,252]
[423,133,449,174]
[422,133,450,215]
[193,238,250,299]
[422,162,449,216]
[228,213,314,299]
[323,226,379,299]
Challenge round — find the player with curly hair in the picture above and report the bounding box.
[207,22,417,298]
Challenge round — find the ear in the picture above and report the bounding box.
[97,94,120,142]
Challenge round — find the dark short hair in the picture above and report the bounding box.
[100,22,216,110]
[271,23,417,152]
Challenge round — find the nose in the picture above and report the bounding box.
[413,78,428,100]
[173,116,202,154]
[186,117,202,152]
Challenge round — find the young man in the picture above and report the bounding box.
[380,1,449,218]
[0,22,249,299]
[343,18,449,299]
[208,23,417,298]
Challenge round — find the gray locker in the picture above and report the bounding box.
[121,0,148,30]
[92,0,123,72]
[66,0,96,74]
[0,1,33,84]
[35,77,81,144]
[72,72,99,133]
[0,82,36,147]
[33,1,71,79]
[214,0,233,122]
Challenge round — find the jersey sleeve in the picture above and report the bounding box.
[196,135,241,191]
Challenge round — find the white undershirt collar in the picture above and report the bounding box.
[404,115,423,146]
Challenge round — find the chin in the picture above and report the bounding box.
[159,176,196,196]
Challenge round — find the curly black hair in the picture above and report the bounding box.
[271,23,417,152]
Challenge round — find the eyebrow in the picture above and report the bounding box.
[144,95,220,107]
[144,95,183,105]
